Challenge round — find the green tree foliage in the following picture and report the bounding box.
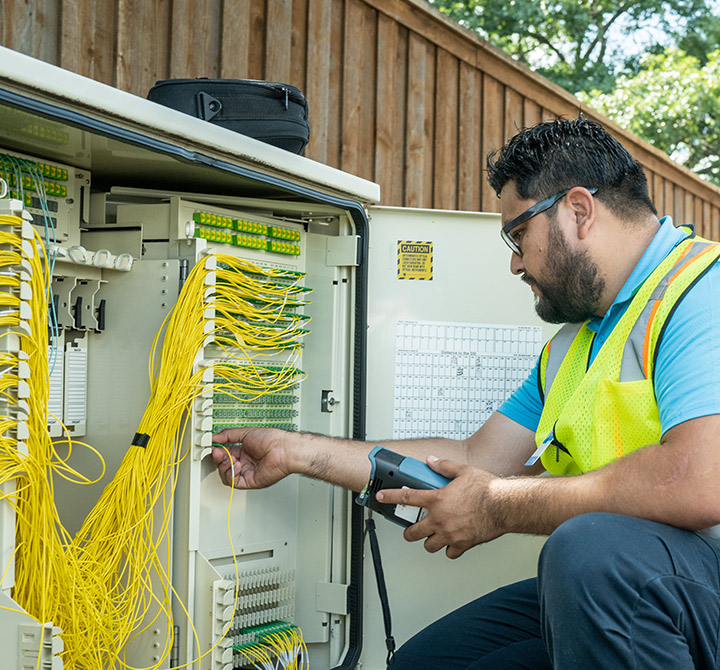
[579,48,720,184]
[428,0,720,184]
[427,0,713,94]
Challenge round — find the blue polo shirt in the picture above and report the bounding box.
[498,217,720,436]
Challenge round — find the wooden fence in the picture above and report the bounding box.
[2,0,719,237]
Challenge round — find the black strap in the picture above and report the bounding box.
[366,515,396,666]
[131,432,150,448]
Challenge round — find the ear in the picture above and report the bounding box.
[565,187,596,241]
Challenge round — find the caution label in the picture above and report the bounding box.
[397,241,433,280]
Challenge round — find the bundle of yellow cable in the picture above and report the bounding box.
[66,254,215,668]
[0,216,206,667]
[212,256,310,401]
[238,626,309,670]
[66,253,310,666]
[0,215,83,658]
[1,240,309,667]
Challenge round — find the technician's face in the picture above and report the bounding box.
[501,185,604,324]
[528,220,605,324]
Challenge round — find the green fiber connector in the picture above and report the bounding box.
[257,364,304,375]
[245,297,307,308]
[213,392,299,405]
[268,240,301,256]
[234,219,269,236]
[212,422,298,432]
[236,267,306,281]
[193,211,234,228]
[233,621,296,652]
[268,226,301,241]
[263,282,312,293]
[213,366,302,376]
[213,408,298,419]
[0,156,69,182]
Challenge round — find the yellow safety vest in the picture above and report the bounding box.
[536,232,720,476]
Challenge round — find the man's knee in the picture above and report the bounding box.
[538,512,657,598]
[538,512,694,610]
[541,513,620,574]
[538,514,720,668]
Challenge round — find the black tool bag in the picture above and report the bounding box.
[147,78,310,155]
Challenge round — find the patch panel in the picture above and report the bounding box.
[0,149,88,245]
[191,207,302,256]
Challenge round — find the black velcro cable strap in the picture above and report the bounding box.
[367,516,396,666]
[131,432,150,448]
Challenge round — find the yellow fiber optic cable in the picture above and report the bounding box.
[0,238,308,668]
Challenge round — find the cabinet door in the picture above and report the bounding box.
[360,205,555,669]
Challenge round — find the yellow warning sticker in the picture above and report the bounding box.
[397,241,433,280]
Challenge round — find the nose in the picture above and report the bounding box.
[510,251,524,276]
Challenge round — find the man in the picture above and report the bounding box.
[212,118,720,669]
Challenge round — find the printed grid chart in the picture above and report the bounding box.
[393,320,543,440]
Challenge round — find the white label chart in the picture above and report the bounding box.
[393,320,543,440]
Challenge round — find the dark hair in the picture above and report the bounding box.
[486,117,657,219]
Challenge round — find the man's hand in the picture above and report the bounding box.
[211,426,292,489]
[377,456,505,559]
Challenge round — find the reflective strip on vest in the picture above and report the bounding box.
[542,322,585,394]
[621,238,718,382]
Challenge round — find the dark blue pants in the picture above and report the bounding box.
[391,513,720,669]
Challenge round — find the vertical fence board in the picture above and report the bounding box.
[684,190,695,227]
[696,195,705,231]
[359,2,378,181]
[37,1,61,65]
[712,206,720,241]
[433,48,458,210]
[391,25,409,206]
[248,0,266,79]
[523,98,541,130]
[458,62,481,212]
[375,13,404,206]
[673,187,683,224]
[702,200,711,239]
[675,187,686,225]
[305,0,332,164]
[422,41,436,208]
[169,0,220,78]
[504,88,523,143]
[290,0,309,91]
[405,32,430,207]
[651,172,664,215]
[265,0,293,83]
[665,182,676,224]
[482,76,504,212]
[340,0,364,176]
[220,0,251,77]
[60,0,117,85]
[540,107,556,123]
[2,0,60,64]
[2,1,33,54]
[323,0,345,169]
[341,0,376,180]
[116,0,171,95]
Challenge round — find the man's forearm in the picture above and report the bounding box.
[489,427,720,536]
[291,412,539,492]
[287,431,470,493]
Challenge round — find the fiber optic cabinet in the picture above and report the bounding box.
[0,48,553,670]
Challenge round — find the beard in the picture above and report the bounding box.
[523,222,605,324]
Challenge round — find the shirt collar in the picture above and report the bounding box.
[585,216,688,332]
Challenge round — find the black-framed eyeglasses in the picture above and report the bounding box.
[501,187,598,256]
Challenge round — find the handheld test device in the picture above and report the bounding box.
[355,446,451,526]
